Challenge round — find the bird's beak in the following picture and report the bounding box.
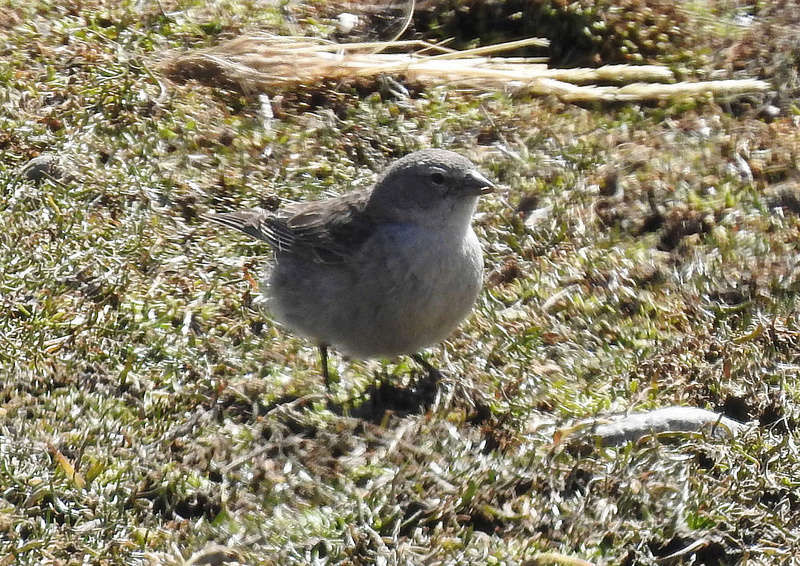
[465,169,496,196]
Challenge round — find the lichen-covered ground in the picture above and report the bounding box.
[1,1,800,564]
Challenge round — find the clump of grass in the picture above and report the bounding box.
[2,1,800,565]
[328,0,717,67]
[159,34,767,104]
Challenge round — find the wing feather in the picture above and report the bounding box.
[204,189,375,263]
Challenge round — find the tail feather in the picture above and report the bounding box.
[203,210,268,241]
[203,209,294,251]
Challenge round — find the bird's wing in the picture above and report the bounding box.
[284,189,375,263]
[203,209,296,252]
[205,189,376,263]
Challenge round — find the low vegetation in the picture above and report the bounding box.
[1,1,799,564]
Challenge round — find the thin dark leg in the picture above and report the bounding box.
[319,344,331,390]
[412,353,443,383]
[411,354,443,389]
[410,353,444,409]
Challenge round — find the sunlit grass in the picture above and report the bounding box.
[2,1,800,564]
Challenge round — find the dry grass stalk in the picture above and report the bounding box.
[527,78,770,103]
[161,34,769,102]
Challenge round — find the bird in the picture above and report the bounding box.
[205,149,495,387]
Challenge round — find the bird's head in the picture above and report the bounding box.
[367,149,495,229]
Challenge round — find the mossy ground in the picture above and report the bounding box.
[1,1,799,564]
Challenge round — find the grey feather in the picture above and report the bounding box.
[204,148,495,361]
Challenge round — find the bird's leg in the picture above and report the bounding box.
[319,343,331,390]
[412,353,444,384]
[409,353,445,411]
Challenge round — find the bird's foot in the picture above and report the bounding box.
[411,353,444,390]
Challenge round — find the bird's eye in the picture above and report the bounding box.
[430,172,445,185]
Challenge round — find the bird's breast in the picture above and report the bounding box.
[359,224,483,336]
[265,222,484,358]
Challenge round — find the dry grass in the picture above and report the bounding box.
[161,35,768,102]
[1,1,800,565]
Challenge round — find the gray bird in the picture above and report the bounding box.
[205,149,494,386]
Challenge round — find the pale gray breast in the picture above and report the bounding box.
[345,223,483,355]
[262,219,483,358]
